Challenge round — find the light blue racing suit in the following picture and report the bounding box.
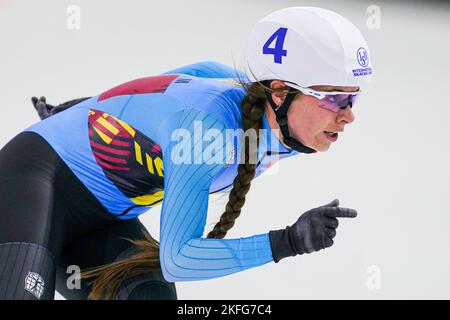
[24,61,302,282]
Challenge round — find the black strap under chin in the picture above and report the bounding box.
[264,90,317,154]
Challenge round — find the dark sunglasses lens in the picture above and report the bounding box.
[337,94,359,109]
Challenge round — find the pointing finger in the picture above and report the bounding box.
[335,207,358,218]
[324,207,358,218]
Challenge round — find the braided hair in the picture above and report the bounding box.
[206,81,267,238]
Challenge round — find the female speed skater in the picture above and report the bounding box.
[0,7,373,300]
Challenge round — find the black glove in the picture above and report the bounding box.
[31,96,91,120]
[269,199,357,263]
[31,96,55,120]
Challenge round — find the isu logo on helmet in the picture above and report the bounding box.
[24,271,45,299]
[357,47,369,67]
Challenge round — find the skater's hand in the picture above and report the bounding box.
[269,199,357,262]
[31,96,54,120]
[31,96,91,120]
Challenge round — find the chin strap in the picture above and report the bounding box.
[264,90,317,154]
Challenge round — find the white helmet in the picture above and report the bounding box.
[245,7,373,88]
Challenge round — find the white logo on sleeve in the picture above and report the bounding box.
[24,272,45,299]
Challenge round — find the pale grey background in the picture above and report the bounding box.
[1,0,449,299]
